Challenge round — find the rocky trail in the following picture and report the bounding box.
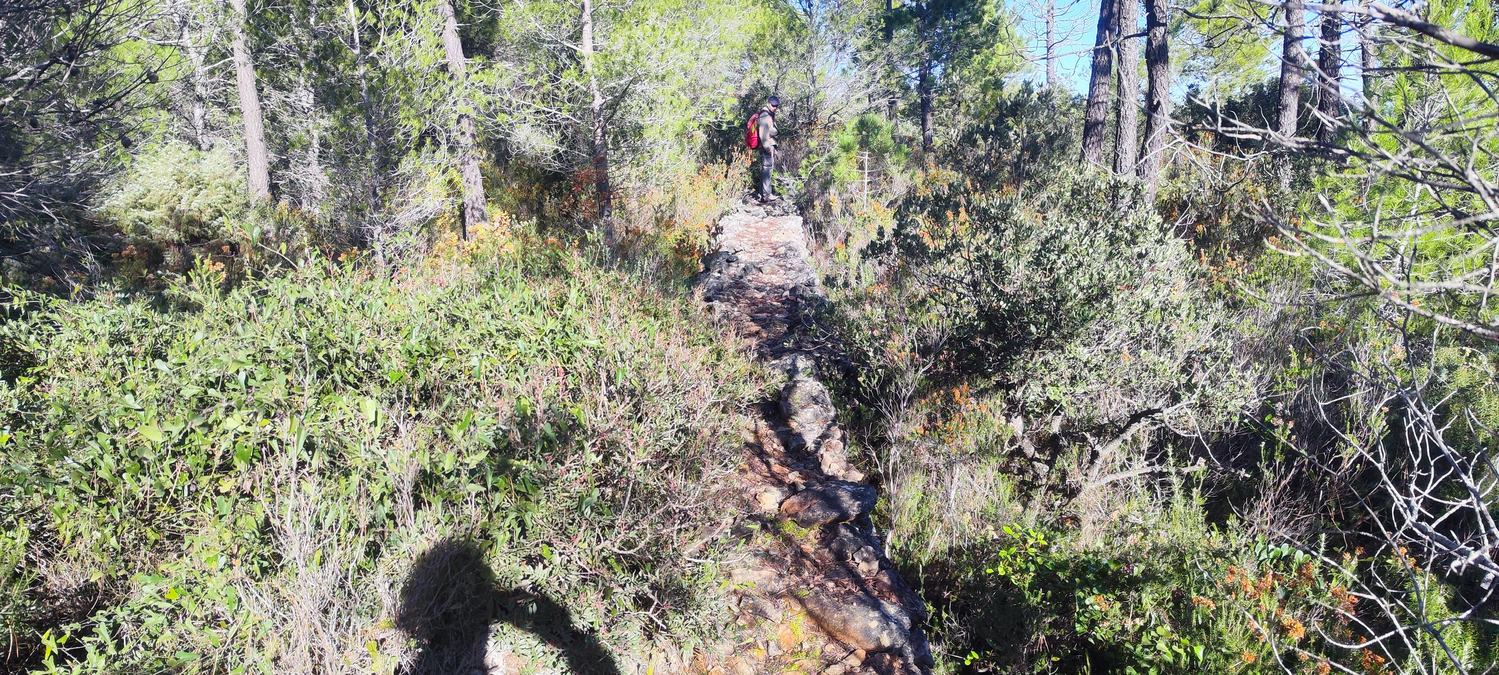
[693,201,933,674]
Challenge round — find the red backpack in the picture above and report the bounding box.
[745,112,761,150]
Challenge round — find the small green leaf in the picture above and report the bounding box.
[139,423,164,444]
[359,398,379,424]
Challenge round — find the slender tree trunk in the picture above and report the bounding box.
[581,0,613,238]
[437,0,487,239]
[188,44,210,151]
[918,59,933,159]
[1113,0,1139,174]
[1138,0,1171,195]
[1081,0,1118,167]
[1360,0,1377,131]
[299,79,328,210]
[348,0,383,217]
[1276,0,1305,187]
[1317,8,1341,143]
[228,0,271,204]
[171,1,210,151]
[918,8,934,161]
[1277,0,1305,139]
[886,0,897,120]
[1045,0,1058,88]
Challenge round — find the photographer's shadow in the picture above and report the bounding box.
[396,539,620,675]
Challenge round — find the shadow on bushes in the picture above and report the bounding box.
[397,539,620,675]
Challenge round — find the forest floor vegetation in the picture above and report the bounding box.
[0,224,771,673]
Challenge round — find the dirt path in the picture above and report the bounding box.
[695,201,932,674]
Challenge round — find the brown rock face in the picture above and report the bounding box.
[815,430,864,483]
[779,481,877,528]
[798,590,910,653]
[781,362,836,449]
[752,485,788,516]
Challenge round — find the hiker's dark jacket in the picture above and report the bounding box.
[756,107,777,151]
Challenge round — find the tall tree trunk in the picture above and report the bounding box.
[1277,0,1305,139]
[1360,0,1377,131]
[1081,0,1118,167]
[348,0,383,217]
[1276,0,1305,187]
[1045,0,1058,87]
[1317,8,1341,143]
[918,59,933,159]
[886,0,897,119]
[437,0,487,239]
[1138,0,1171,195]
[298,78,329,210]
[1113,0,1139,174]
[228,0,271,204]
[918,8,934,160]
[171,0,210,151]
[581,0,613,238]
[187,43,210,151]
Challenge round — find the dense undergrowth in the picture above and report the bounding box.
[5,0,1498,670]
[815,87,1499,673]
[0,226,768,673]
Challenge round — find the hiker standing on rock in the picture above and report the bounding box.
[746,95,780,202]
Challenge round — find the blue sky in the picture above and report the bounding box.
[1010,0,1106,93]
[1005,1,1359,102]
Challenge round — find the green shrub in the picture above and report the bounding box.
[0,230,767,672]
[97,142,249,245]
[810,114,908,190]
[823,98,1276,675]
[939,84,1081,190]
[856,167,1247,437]
[797,113,911,251]
[0,525,35,654]
[939,515,1499,674]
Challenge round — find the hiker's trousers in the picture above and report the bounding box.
[759,147,775,198]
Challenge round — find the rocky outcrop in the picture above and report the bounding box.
[779,481,877,528]
[695,200,932,674]
[780,358,864,483]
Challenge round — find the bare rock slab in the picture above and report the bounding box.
[796,588,926,665]
[780,481,877,528]
[781,364,835,448]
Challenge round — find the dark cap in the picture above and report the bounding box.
[768,95,781,107]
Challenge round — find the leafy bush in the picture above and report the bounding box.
[808,114,908,191]
[939,85,1081,190]
[0,228,767,672]
[859,167,1247,435]
[820,97,1288,674]
[0,525,35,653]
[97,142,249,245]
[934,501,1497,674]
[836,91,1242,438]
[794,113,911,253]
[617,159,747,273]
